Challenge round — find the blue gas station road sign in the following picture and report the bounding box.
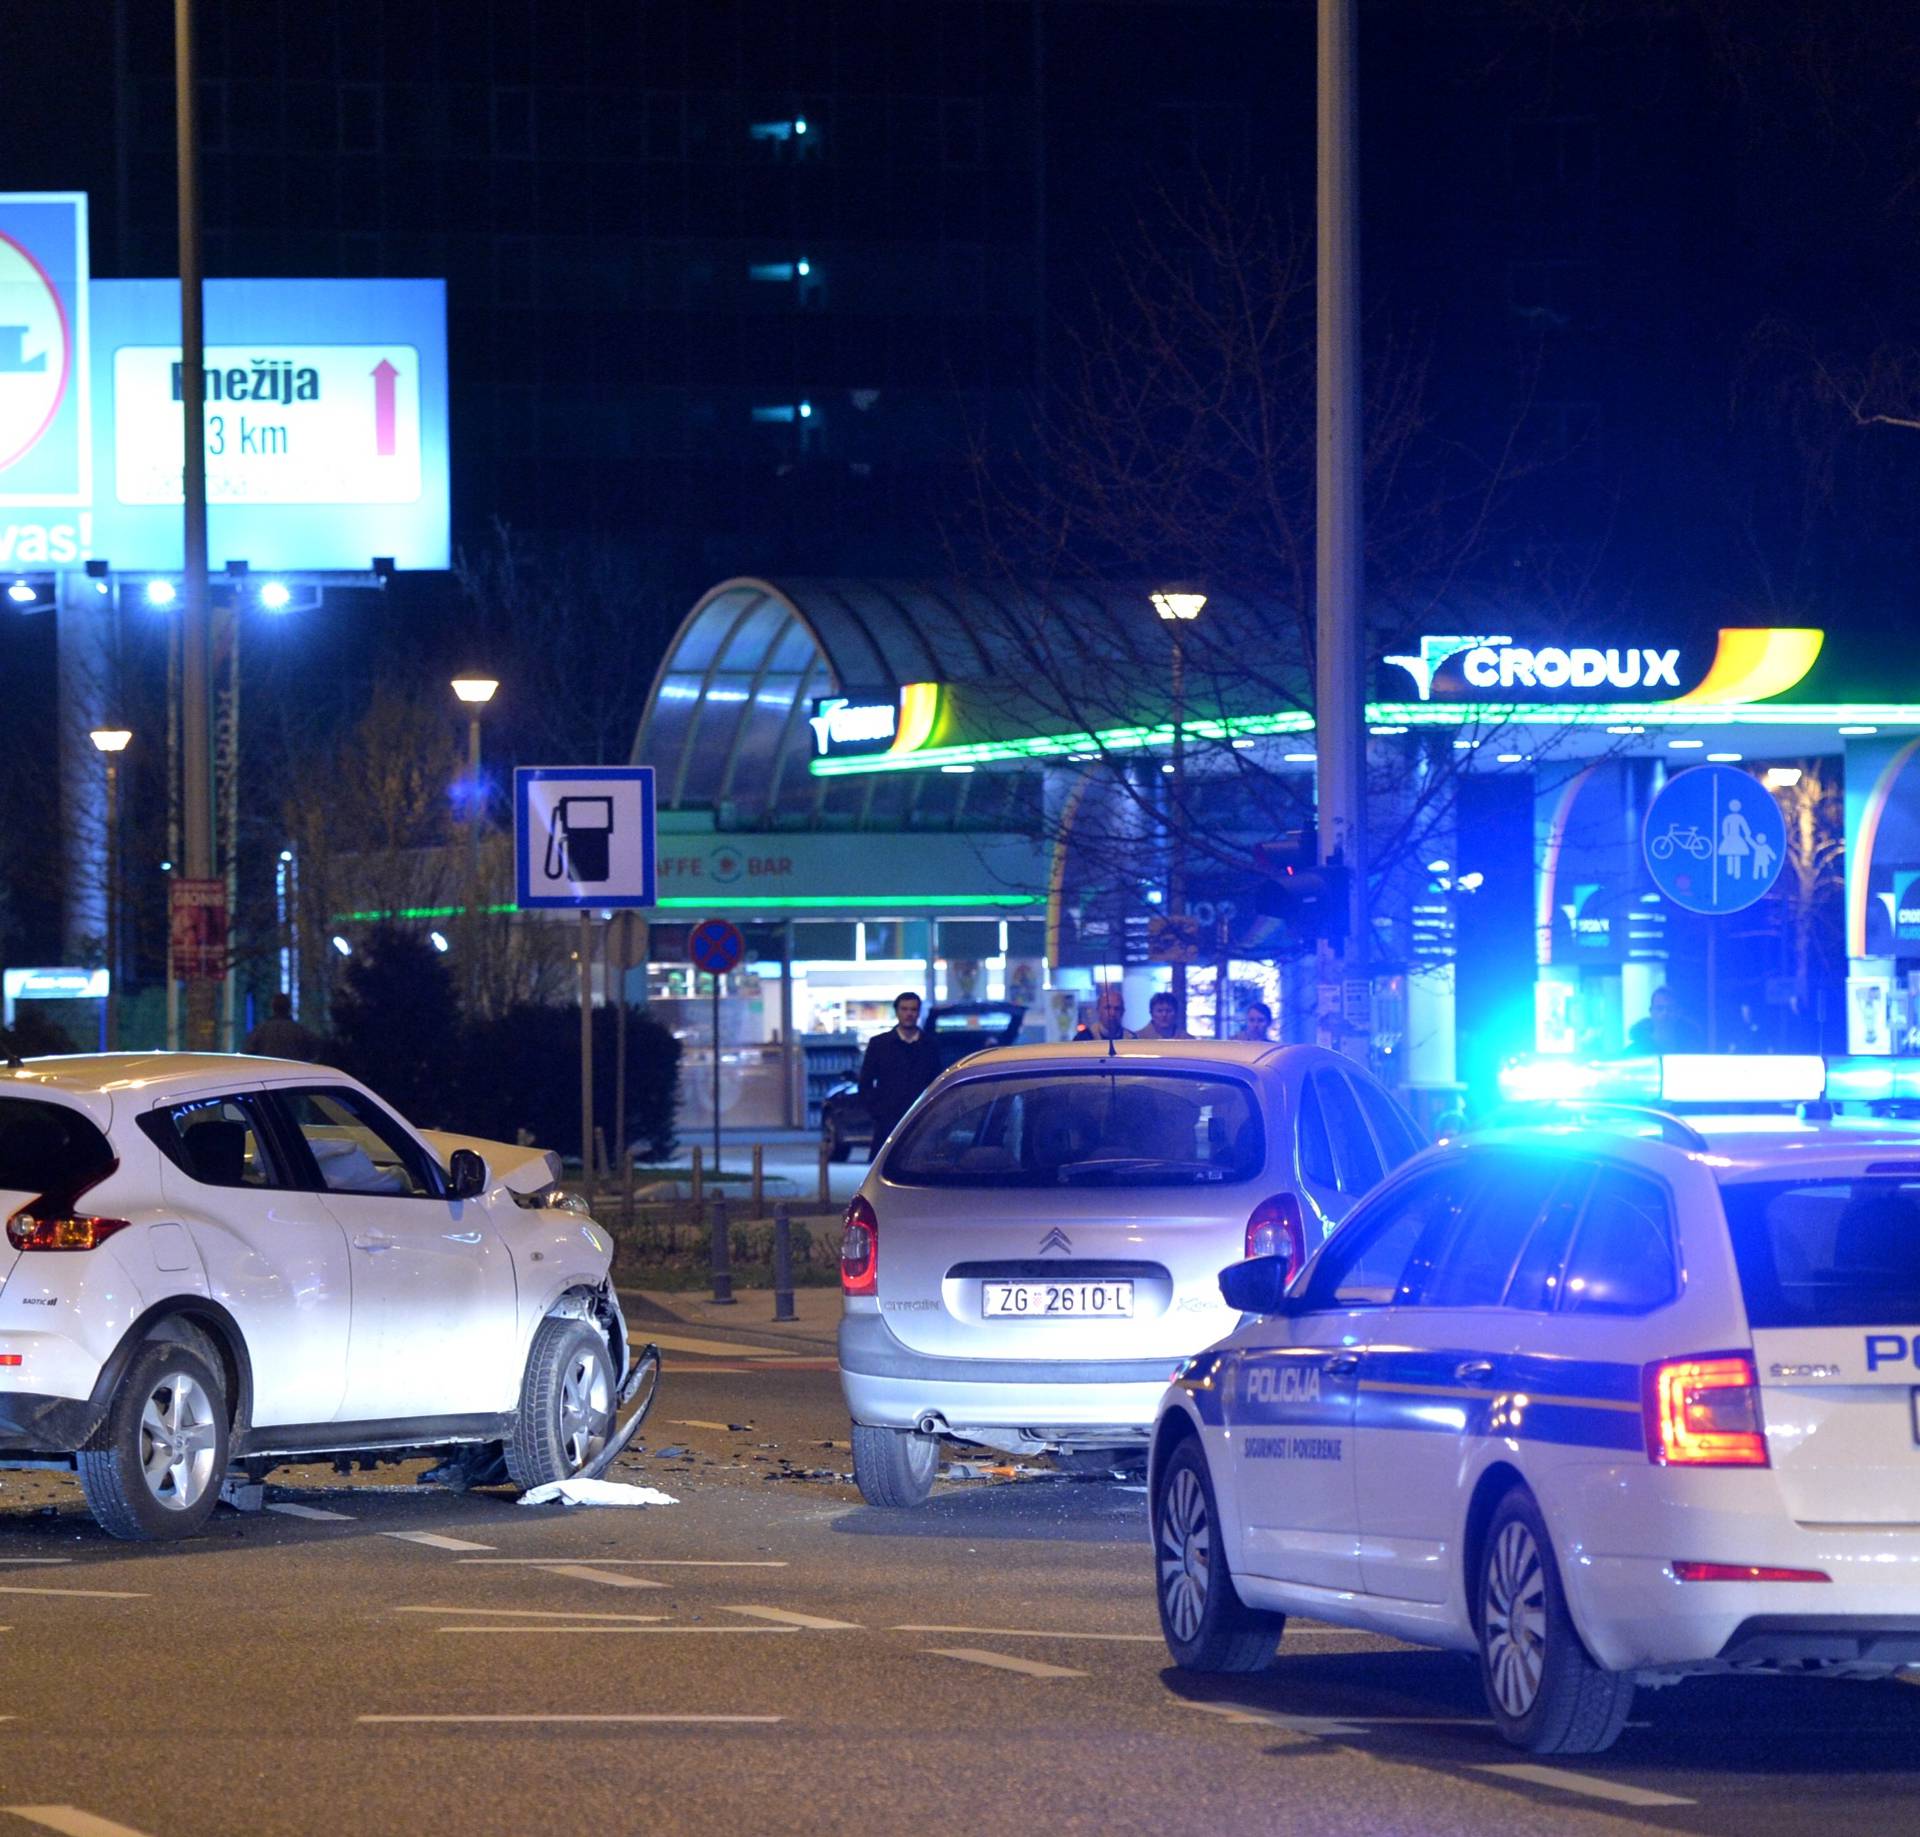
[1643,764,1786,915]
[688,918,745,977]
[514,766,656,910]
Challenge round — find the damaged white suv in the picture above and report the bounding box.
[0,1053,643,1540]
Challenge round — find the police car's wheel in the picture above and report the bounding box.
[1154,1439,1283,1673]
[851,1425,938,1507]
[1478,1488,1634,1754]
[77,1337,230,1542]
[507,1317,615,1490]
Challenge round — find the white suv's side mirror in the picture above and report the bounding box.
[448,1148,489,1200]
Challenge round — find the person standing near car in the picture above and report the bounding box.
[1073,983,1129,1042]
[1236,1000,1273,1042]
[245,993,324,1062]
[1131,991,1190,1040]
[858,992,942,1159]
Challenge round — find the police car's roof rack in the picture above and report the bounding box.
[1487,1100,1709,1153]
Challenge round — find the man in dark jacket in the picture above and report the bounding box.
[858,992,942,1158]
[245,993,324,1062]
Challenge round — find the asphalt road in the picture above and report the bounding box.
[1,1298,1917,1837]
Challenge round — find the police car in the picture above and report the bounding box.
[1148,1080,1920,1755]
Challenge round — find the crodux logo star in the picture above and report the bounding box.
[1038,1227,1073,1254]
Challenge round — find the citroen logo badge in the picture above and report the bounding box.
[1039,1227,1072,1254]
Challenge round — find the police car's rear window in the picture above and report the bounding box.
[1722,1178,1920,1328]
[0,1097,114,1197]
[886,1071,1263,1188]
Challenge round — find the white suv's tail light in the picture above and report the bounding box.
[5,1165,132,1254]
[840,1194,878,1296]
[1245,1193,1307,1282]
[1644,1354,1770,1467]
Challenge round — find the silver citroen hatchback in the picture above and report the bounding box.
[836,1038,1423,1505]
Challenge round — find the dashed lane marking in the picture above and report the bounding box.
[358,1714,784,1726]
[382,1532,495,1552]
[1473,1765,1695,1809]
[456,1558,787,1568]
[722,1605,862,1630]
[266,1503,354,1521]
[923,1647,1087,1680]
[393,1606,669,1623]
[437,1624,796,1637]
[531,1564,667,1590]
[1178,1701,1489,1737]
[3,1809,157,1837]
[894,1624,1159,1643]
[0,1586,147,1601]
[637,1333,804,1362]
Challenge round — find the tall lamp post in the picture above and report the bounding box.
[1152,590,1206,1027]
[451,673,499,1007]
[90,727,133,1050]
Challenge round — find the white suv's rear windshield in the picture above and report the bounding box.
[887,1070,1263,1188]
[1722,1175,1920,1327]
[0,1097,114,1196]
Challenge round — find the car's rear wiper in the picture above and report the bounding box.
[1056,1157,1225,1185]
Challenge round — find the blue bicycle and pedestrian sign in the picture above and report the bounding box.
[1642,765,1786,915]
[688,917,745,978]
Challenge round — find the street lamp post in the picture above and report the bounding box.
[1152,591,1206,1028]
[450,674,499,1008]
[90,727,133,1050]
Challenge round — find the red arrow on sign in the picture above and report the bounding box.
[372,358,398,456]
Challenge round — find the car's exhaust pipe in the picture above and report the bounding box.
[916,1411,948,1437]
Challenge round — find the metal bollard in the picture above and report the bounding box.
[690,1143,704,1211]
[708,1190,735,1304]
[771,1202,796,1322]
[817,1140,830,1206]
[751,1143,764,1216]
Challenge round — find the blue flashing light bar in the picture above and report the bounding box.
[1500,1053,1830,1109]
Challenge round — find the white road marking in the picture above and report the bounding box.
[1179,1700,1370,1737]
[722,1605,862,1630]
[456,1558,787,1568]
[438,1624,795,1636]
[381,1532,495,1552]
[671,1419,734,1431]
[531,1564,666,1590]
[3,1808,158,1837]
[266,1503,354,1522]
[393,1606,669,1623]
[0,1559,71,1567]
[923,1647,1086,1679]
[1473,1765,1695,1809]
[0,1586,147,1601]
[894,1624,1159,1643]
[358,1714,783,1726]
[640,1333,800,1362]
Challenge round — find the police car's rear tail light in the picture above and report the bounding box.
[1671,1561,1830,1583]
[0,1355,20,1367]
[1645,1354,1769,1467]
[1246,1194,1308,1282]
[839,1194,878,1297]
[5,1165,132,1254]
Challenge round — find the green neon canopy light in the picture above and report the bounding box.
[807,699,1920,776]
[333,893,1040,923]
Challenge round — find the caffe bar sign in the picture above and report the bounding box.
[1382,628,1823,706]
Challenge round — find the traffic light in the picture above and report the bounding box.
[1251,830,1350,947]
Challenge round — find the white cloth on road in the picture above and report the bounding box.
[518,1477,680,1508]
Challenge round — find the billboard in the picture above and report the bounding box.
[0,196,448,573]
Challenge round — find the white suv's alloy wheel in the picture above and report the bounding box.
[558,1349,612,1470]
[1484,1518,1548,1718]
[137,1372,220,1513]
[1159,1464,1212,1643]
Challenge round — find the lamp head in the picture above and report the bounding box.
[451,674,499,706]
[1151,589,1207,622]
[89,728,132,754]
